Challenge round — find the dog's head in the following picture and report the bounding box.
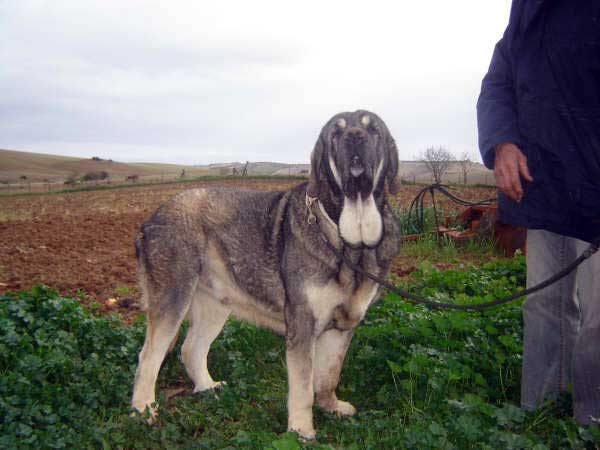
[307,110,400,248]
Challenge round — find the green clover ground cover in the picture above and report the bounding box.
[1,259,599,449]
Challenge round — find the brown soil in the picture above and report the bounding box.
[0,178,496,321]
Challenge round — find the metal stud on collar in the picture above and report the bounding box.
[305,194,317,225]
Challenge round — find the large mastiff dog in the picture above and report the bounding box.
[131,110,401,439]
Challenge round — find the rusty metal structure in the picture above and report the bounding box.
[402,184,527,256]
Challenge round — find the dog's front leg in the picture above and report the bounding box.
[285,306,317,440]
[314,328,356,415]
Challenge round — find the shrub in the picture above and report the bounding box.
[81,171,109,182]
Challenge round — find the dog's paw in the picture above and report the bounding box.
[289,426,316,441]
[130,404,158,424]
[193,380,227,393]
[288,413,316,441]
[318,396,357,416]
[332,400,356,416]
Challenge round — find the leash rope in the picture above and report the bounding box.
[321,233,599,310]
[307,193,600,311]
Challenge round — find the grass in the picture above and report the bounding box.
[2,259,599,449]
[393,200,504,269]
[114,285,136,297]
[394,203,466,237]
[395,205,441,236]
[0,210,35,222]
[400,235,501,267]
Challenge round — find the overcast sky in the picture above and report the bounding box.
[0,1,510,165]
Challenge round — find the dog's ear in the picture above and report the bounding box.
[307,135,325,198]
[386,135,401,195]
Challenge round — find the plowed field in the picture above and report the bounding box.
[0,178,496,320]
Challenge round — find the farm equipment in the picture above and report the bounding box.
[445,203,526,256]
[402,184,527,256]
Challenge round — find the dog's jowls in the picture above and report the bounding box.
[131,110,401,440]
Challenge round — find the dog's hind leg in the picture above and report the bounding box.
[314,329,356,416]
[131,284,194,420]
[181,292,230,392]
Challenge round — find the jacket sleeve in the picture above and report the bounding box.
[476,33,520,170]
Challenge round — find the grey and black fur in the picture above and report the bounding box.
[131,110,401,439]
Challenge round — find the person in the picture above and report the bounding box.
[477,0,600,425]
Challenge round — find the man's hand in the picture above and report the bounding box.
[494,142,533,202]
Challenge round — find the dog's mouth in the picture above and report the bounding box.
[349,156,364,178]
[341,158,374,200]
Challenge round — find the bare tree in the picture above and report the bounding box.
[416,146,455,184]
[458,151,476,185]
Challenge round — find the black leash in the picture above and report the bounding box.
[308,189,600,310]
[320,234,600,310]
[317,236,600,311]
[308,187,600,310]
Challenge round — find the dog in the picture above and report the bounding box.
[130,110,401,439]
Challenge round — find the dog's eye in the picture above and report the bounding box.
[367,125,379,136]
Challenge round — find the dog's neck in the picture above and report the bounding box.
[313,178,343,223]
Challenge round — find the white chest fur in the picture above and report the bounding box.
[304,278,380,331]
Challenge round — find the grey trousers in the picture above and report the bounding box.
[522,229,600,424]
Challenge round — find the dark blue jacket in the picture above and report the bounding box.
[477,0,600,243]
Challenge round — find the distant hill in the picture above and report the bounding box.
[0,149,210,183]
[210,161,309,176]
[0,148,493,185]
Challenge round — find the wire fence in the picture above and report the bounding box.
[0,173,196,195]
[1,169,495,196]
